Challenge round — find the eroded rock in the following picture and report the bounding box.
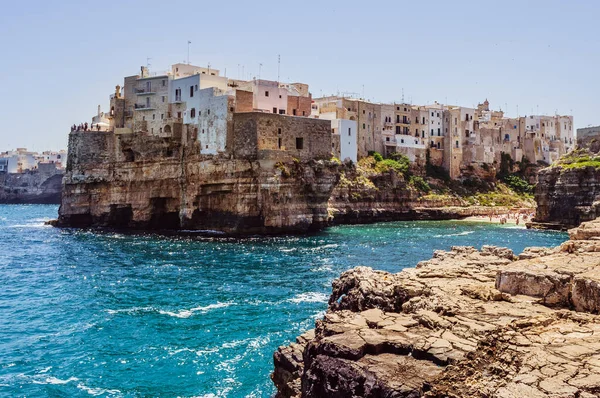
[273,220,600,397]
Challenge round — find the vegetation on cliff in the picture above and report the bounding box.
[553,148,600,170]
[334,151,534,209]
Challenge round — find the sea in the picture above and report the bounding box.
[0,205,567,397]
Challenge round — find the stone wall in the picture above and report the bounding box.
[231,112,332,161]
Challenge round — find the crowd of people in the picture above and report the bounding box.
[71,122,102,132]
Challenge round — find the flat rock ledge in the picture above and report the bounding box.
[272,218,600,398]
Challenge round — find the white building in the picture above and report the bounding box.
[331,119,357,162]
[196,87,233,155]
[169,73,229,125]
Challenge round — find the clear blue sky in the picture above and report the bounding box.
[1,0,598,151]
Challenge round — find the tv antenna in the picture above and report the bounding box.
[187,41,191,64]
[277,55,281,83]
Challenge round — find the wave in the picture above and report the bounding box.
[32,376,79,385]
[106,302,234,319]
[287,292,329,304]
[8,223,50,228]
[77,383,122,396]
[158,302,234,319]
[433,231,474,238]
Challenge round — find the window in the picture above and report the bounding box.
[273,107,277,114]
[465,129,469,137]
[162,80,166,87]
[302,111,306,116]
[177,112,182,118]
[396,106,400,111]
[362,123,366,129]
[146,97,150,107]
[396,115,400,123]
[162,96,165,103]
[293,109,297,116]
[431,112,434,117]
[422,117,425,124]
[161,114,164,120]
[386,137,390,142]
[401,139,404,143]
[195,84,198,92]
[348,128,351,136]
[190,108,196,118]
[152,114,155,120]
[279,109,285,115]
[456,141,459,148]
[142,116,145,121]
[265,91,269,97]
[278,128,282,135]
[279,95,282,99]
[190,86,194,97]
[278,137,283,148]
[437,128,440,136]
[146,81,151,91]
[396,126,400,134]
[202,129,205,134]
[175,89,181,101]
[431,129,434,135]
[159,127,163,134]
[207,109,210,115]
[296,137,304,150]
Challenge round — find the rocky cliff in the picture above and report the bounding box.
[533,166,600,230]
[532,146,600,230]
[0,168,63,204]
[273,219,600,397]
[56,130,339,234]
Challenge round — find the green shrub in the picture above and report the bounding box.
[503,174,534,194]
[373,152,384,162]
[375,158,408,174]
[409,176,431,193]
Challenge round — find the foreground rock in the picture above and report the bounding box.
[273,219,600,397]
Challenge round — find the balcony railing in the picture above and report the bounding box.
[134,103,155,110]
[135,88,156,95]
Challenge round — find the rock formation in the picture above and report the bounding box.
[532,136,600,230]
[533,165,600,230]
[0,166,63,204]
[56,129,339,234]
[273,218,600,397]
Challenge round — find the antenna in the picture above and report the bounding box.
[277,55,281,83]
[208,62,211,74]
[362,85,365,99]
[402,88,404,103]
[146,57,152,69]
[259,63,263,80]
[187,41,191,65]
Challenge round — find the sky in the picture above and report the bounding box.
[0,0,598,151]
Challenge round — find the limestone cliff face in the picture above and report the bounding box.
[534,165,600,230]
[57,131,339,234]
[273,219,600,397]
[0,169,63,204]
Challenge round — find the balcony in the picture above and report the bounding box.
[135,88,156,95]
[134,103,155,110]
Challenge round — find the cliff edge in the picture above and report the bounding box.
[57,128,339,235]
[532,138,600,230]
[273,218,600,397]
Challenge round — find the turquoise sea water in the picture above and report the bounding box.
[0,205,567,397]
